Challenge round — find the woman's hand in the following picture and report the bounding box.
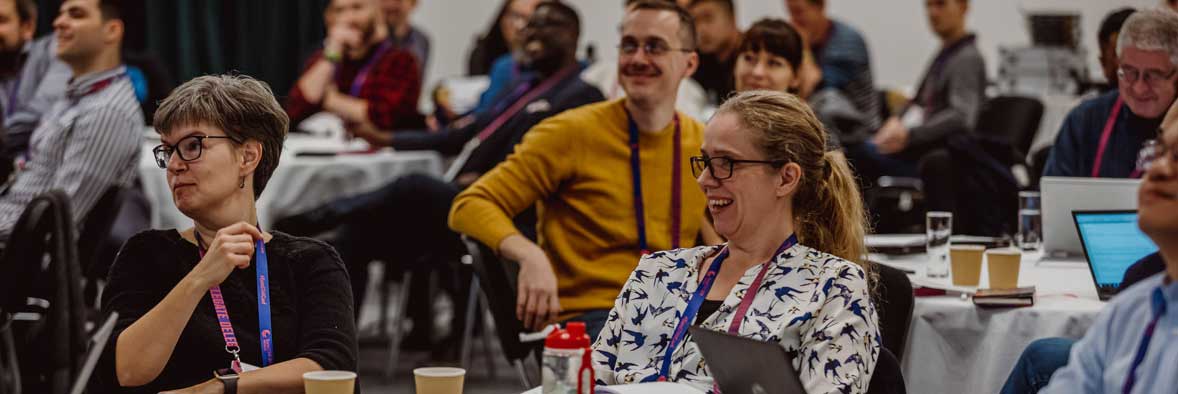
[186,222,264,289]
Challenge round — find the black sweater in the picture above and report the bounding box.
[93,230,357,393]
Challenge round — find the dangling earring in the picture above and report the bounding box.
[239,176,246,189]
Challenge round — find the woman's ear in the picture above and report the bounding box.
[239,141,262,176]
[777,162,802,197]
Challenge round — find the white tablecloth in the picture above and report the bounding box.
[874,252,1105,394]
[138,135,444,230]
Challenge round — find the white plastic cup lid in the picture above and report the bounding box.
[413,367,466,377]
[303,371,358,381]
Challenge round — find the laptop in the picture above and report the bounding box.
[1041,177,1140,258]
[689,326,806,394]
[1072,210,1158,301]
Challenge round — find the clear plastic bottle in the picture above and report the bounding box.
[541,322,595,394]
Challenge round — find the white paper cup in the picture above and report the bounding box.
[303,370,356,394]
[413,367,465,394]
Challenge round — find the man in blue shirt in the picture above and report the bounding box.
[1043,9,1178,179]
[785,0,879,130]
[1039,83,1178,393]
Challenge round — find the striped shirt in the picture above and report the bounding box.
[813,20,880,131]
[0,65,143,240]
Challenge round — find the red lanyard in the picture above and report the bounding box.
[626,110,683,255]
[1092,97,1124,178]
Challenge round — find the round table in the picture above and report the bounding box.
[138,135,444,230]
[874,252,1105,394]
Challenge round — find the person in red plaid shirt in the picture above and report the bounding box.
[285,0,422,133]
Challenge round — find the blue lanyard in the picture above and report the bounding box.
[195,231,275,369]
[626,111,683,255]
[1123,287,1167,394]
[652,234,798,381]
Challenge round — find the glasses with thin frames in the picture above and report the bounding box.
[690,155,786,180]
[153,135,239,169]
[618,38,694,57]
[1118,65,1178,87]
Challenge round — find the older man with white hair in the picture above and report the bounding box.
[1043,8,1178,178]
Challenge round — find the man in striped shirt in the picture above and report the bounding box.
[0,0,142,241]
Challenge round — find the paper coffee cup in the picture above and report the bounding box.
[987,248,1022,289]
[414,367,465,394]
[303,371,356,394]
[949,245,985,287]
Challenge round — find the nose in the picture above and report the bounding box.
[696,165,719,188]
[52,12,67,31]
[166,149,188,173]
[752,61,768,77]
[1129,76,1153,97]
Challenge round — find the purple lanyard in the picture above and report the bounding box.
[1122,287,1167,394]
[346,41,393,97]
[194,230,274,373]
[626,111,683,255]
[476,64,579,142]
[654,235,799,382]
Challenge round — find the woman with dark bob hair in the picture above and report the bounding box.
[94,74,357,393]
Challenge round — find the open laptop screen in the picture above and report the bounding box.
[1074,211,1158,290]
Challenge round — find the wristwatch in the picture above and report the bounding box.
[214,368,238,394]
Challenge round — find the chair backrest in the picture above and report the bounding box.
[461,237,540,364]
[77,187,125,278]
[975,96,1045,159]
[872,264,914,363]
[867,347,907,394]
[0,190,87,394]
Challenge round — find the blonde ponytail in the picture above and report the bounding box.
[715,91,872,274]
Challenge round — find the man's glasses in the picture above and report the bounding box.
[690,155,786,180]
[618,39,693,57]
[1138,137,1178,173]
[1118,65,1178,87]
[152,135,239,169]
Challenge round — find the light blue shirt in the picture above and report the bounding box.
[1043,272,1178,394]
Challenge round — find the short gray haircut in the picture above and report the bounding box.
[1117,7,1178,66]
[154,74,289,199]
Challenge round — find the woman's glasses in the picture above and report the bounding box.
[152,135,239,169]
[690,155,786,180]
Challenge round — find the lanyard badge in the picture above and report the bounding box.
[195,230,274,372]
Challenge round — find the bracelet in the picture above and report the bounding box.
[324,49,342,64]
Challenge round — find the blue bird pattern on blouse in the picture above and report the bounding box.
[590,244,881,394]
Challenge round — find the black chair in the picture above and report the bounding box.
[871,264,914,363]
[0,191,88,394]
[974,96,1045,163]
[460,237,542,388]
[867,347,907,394]
[77,187,127,309]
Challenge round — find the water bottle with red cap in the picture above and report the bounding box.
[541,322,595,394]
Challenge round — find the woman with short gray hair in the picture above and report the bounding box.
[94,74,358,393]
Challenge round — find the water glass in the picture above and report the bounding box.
[1017,191,1042,251]
[926,211,953,278]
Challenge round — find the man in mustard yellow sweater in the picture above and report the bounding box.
[449,1,717,340]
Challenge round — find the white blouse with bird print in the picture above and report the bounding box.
[590,242,881,394]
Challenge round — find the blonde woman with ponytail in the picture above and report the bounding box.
[592,90,879,394]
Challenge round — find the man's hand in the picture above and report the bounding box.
[347,121,390,147]
[872,116,910,155]
[516,253,562,331]
[324,23,363,57]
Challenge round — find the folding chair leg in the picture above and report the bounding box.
[480,306,497,380]
[459,276,480,369]
[514,359,533,389]
[377,263,390,337]
[383,271,413,378]
[1,327,20,394]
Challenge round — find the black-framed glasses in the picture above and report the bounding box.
[690,155,786,180]
[152,135,240,169]
[618,38,694,57]
[1118,65,1178,87]
[1138,137,1178,173]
